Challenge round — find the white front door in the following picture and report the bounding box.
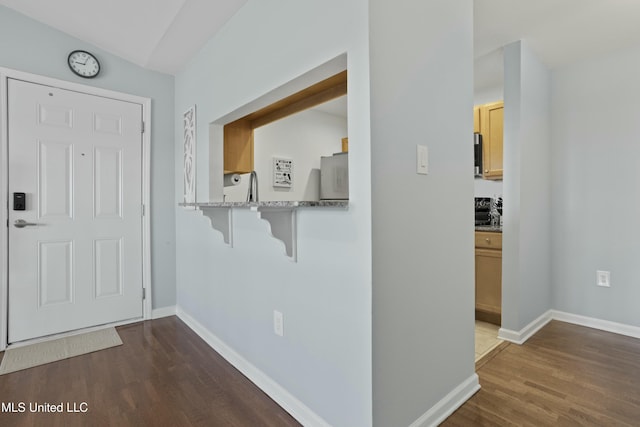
[8,78,144,343]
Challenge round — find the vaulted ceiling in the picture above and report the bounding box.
[2,0,640,83]
[0,0,247,75]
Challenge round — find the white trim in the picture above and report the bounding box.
[141,96,152,322]
[0,67,151,104]
[0,75,8,352]
[0,66,152,351]
[408,374,480,427]
[551,310,640,339]
[495,309,640,346]
[176,306,331,427]
[152,306,177,319]
[498,310,553,344]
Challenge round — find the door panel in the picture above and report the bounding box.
[94,147,123,218]
[94,238,123,298]
[94,113,122,135]
[38,104,73,128]
[38,141,74,219]
[8,78,144,343]
[39,240,74,307]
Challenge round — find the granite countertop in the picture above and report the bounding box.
[180,200,349,208]
[475,225,502,232]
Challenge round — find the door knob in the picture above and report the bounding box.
[14,219,38,228]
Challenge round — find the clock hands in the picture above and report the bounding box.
[68,51,99,77]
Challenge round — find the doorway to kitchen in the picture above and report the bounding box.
[473,85,504,362]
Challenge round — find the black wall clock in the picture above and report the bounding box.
[68,50,100,78]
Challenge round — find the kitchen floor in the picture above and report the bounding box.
[475,320,502,361]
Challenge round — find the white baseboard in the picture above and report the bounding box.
[175,306,331,427]
[408,373,480,427]
[497,309,640,345]
[551,310,640,339]
[151,305,177,319]
[498,310,553,344]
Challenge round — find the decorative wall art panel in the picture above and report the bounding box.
[183,106,196,204]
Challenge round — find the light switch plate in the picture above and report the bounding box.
[273,310,284,336]
[417,145,428,175]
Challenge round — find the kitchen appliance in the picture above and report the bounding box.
[474,133,483,177]
[491,196,503,227]
[320,152,349,200]
[475,197,491,225]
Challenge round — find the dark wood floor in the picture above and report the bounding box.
[4,317,639,426]
[444,320,640,426]
[0,316,300,427]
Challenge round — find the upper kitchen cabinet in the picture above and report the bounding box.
[479,101,503,180]
[473,106,481,134]
[224,119,254,174]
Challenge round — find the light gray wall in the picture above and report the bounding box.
[0,6,176,309]
[551,44,640,326]
[474,85,503,106]
[474,178,503,198]
[502,41,552,331]
[369,1,475,426]
[174,1,372,426]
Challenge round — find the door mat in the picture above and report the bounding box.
[0,327,122,375]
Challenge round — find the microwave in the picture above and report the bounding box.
[474,133,483,177]
[320,152,349,200]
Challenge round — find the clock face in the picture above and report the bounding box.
[68,50,100,78]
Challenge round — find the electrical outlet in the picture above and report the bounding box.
[273,310,284,336]
[596,270,610,287]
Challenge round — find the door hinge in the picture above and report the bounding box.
[141,121,145,133]
[142,287,146,300]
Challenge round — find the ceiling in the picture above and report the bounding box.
[2,0,640,80]
[312,96,348,118]
[474,0,640,91]
[0,0,247,75]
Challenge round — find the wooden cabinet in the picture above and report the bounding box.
[224,119,254,174]
[479,101,503,180]
[341,137,348,153]
[473,106,481,134]
[475,231,502,326]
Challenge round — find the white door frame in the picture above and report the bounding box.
[0,67,152,350]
